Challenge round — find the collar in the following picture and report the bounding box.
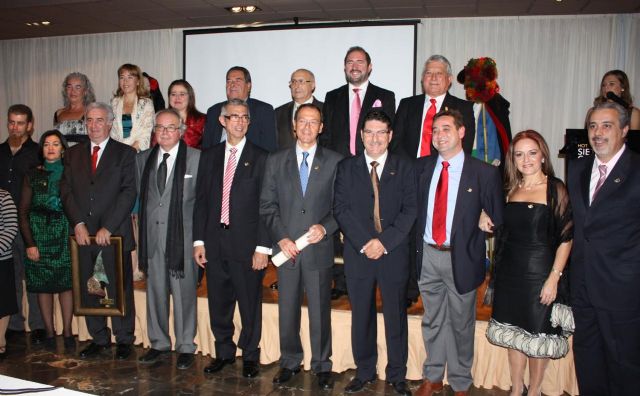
[437,149,464,168]
[365,150,388,168]
[296,142,318,157]
[226,136,246,152]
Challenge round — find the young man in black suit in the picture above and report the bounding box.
[334,110,416,396]
[193,98,270,378]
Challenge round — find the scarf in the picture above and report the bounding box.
[138,140,186,278]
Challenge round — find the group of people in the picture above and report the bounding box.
[0,45,638,396]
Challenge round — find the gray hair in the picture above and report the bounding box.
[155,108,186,134]
[85,102,115,123]
[292,68,315,82]
[220,99,250,117]
[62,72,96,107]
[423,55,453,76]
[587,101,631,129]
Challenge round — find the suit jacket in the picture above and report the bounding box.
[275,98,324,149]
[392,92,475,158]
[201,97,278,152]
[260,145,343,270]
[193,140,270,264]
[320,83,396,157]
[415,153,503,294]
[333,153,416,278]
[567,148,640,311]
[60,139,137,251]
[110,96,155,151]
[135,146,200,261]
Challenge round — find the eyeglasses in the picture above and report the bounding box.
[296,119,321,127]
[289,79,312,86]
[169,92,188,98]
[154,125,179,133]
[363,129,390,136]
[224,114,250,122]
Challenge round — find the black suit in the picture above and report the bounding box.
[193,140,270,362]
[333,153,416,382]
[201,98,278,152]
[60,139,137,345]
[321,83,396,157]
[392,92,475,158]
[568,148,640,395]
[275,98,323,149]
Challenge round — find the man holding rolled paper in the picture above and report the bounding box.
[260,103,343,390]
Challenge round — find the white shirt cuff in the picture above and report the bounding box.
[255,246,272,255]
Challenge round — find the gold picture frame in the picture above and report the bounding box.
[70,236,126,317]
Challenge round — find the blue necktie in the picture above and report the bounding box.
[300,151,309,196]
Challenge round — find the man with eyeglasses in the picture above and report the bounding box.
[275,69,324,149]
[202,66,278,153]
[333,110,416,396]
[260,103,342,390]
[193,98,271,378]
[135,109,200,370]
[60,102,137,360]
[321,46,396,301]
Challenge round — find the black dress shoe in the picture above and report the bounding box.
[242,360,260,378]
[30,329,47,344]
[79,342,110,358]
[331,288,347,300]
[269,281,279,290]
[272,367,300,384]
[177,353,195,370]
[5,329,25,340]
[317,371,334,390]
[44,336,56,349]
[388,381,412,396]
[345,377,375,393]
[116,344,132,360]
[63,336,76,349]
[203,357,235,374]
[138,348,166,364]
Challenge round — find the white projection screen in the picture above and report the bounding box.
[184,21,418,112]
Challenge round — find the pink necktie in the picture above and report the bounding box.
[350,88,362,155]
[220,147,237,225]
[592,164,607,202]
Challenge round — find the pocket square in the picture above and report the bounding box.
[184,174,193,179]
[372,99,382,107]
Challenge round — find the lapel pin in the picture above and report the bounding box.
[314,165,319,170]
[445,106,449,111]
[528,204,533,209]
[244,162,249,166]
[614,178,620,183]
[390,171,396,176]
[467,188,472,192]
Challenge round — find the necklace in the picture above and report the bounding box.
[519,175,547,191]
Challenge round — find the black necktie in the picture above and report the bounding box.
[157,153,170,195]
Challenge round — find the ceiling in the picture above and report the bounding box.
[0,0,638,40]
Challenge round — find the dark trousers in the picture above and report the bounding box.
[84,250,135,346]
[9,234,43,331]
[206,229,264,362]
[346,263,408,383]
[573,283,640,395]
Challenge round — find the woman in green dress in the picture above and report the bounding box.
[18,130,73,347]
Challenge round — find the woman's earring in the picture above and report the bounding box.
[541,158,545,163]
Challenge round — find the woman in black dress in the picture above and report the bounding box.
[480,130,573,396]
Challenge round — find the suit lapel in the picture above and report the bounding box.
[286,148,304,200]
[357,155,374,195]
[305,145,325,200]
[591,149,630,207]
[419,157,437,225]
[95,139,115,178]
[579,158,593,209]
[451,155,472,241]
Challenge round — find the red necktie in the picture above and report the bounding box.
[420,98,437,157]
[91,146,100,174]
[432,161,449,246]
[349,88,362,155]
[220,147,237,225]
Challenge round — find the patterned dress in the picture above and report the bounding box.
[19,160,71,293]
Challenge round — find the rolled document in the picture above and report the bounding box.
[271,231,311,267]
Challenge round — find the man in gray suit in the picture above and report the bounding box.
[260,103,343,390]
[135,109,201,370]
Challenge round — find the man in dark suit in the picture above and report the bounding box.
[60,102,137,360]
[414,109,502,396]
[0,105,44,342]
[193,98,270,378]
[568,101,640,395]
[135,109,200,370]
[275,69,323,149]
[261,104,342,390]
[201,66,277,152]
[334,110,416,396]
[322,46,396,299]
[393,55,475,158]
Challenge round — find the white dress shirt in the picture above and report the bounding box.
[590,145,625,204]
